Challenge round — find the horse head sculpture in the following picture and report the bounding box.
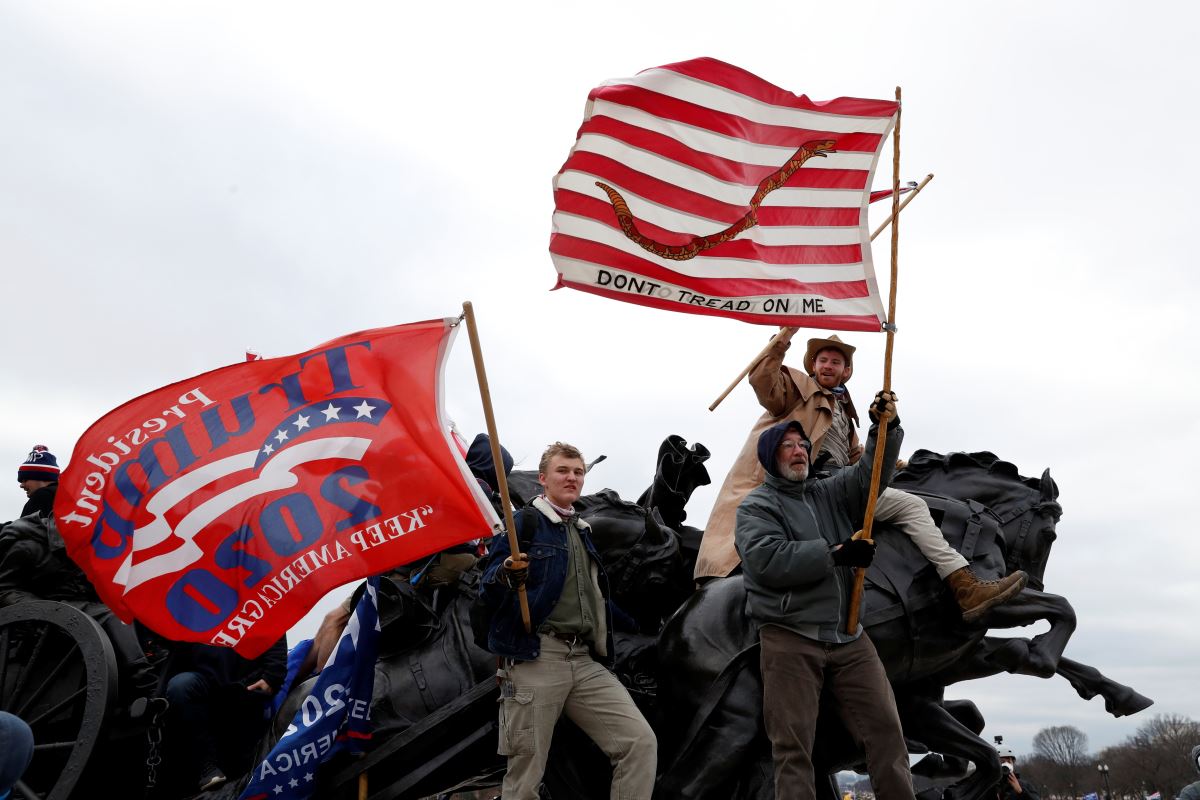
[893,450,1062,589]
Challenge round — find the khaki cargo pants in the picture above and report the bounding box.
[498,634,657,800]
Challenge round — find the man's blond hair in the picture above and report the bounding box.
[538,442,585,475]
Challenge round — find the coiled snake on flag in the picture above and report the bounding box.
[595,138,837,262]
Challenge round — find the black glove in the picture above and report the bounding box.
[502,554,529,588]
[868,390,899,429]
[831,538,876,568]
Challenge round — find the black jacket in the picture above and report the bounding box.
[998,772,1040,800]
[163,637,289,694]
[20,482,57,519]
[0,514,97,607]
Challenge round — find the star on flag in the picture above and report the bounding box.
[252,396,393,470]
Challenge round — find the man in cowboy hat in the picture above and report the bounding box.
[697,333,1026,621]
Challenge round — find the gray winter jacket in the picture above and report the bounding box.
[734,421,901,643]
[1178,745,1200,800]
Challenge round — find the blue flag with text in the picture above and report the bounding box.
[240,577,380,799]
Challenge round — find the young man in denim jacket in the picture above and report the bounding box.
[478,442,656,800]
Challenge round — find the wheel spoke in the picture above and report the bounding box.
[0,601,119,800]
[11,621,53,703]
[24,685,85,728]
[12,777,44,800]
[33,739,79,752]
[13,640,81,718]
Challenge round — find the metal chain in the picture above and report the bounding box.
[144,700,166,796]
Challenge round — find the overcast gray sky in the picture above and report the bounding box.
[3,0,1197,763]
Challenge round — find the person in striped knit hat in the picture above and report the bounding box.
[16,445,59,518]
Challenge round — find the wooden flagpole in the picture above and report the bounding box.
[845,87,903,633]
[461,301,531,633]
[707,171,933,413]
[870,172,933,242]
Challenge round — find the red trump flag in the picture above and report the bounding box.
[551,57,899,331]
[55,319,498,657]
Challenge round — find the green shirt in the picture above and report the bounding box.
[542,516,604,647]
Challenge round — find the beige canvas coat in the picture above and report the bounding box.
[694,348,860,579]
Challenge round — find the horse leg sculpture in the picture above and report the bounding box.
[1051,657,1152,717]
[894,689,1001,800]
[931,638,1151,718]
[967,588,1077,677]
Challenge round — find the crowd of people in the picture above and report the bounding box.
[472,333,1030,799]
[1,333,1188,800]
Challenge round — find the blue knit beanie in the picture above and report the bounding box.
[466,433,514,487]
[757,421,810,479]
[17,445,59,484]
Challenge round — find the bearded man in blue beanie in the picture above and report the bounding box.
[735,390,914,800]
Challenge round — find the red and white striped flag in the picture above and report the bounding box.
[550,57,899,331]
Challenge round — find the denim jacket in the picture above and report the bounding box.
[479,497,615,663]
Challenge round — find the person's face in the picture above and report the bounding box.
[812,349,851,389]
[1000,757,1016,769]
[539,455,586,508]
[775,430,811,482]
[18,478,51,498]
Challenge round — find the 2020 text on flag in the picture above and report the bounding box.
[55,320,499,657]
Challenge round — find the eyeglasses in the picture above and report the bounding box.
[778,439,812,453]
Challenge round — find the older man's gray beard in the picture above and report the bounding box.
[777,461,809,482]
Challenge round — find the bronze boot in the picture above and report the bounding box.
[945,567,1028,622]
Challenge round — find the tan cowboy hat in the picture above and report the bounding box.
[803,334,856,376]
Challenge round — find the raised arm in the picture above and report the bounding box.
[748,337,802,417]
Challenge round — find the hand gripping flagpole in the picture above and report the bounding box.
[707,171,932,413]
[462,301,532,633]
[845,87,903,634]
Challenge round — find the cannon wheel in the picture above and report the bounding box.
[0,600,118,800]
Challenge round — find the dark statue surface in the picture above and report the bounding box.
[1,438,1152,799]
[232,442,1150,800]
[655,450,1152,800]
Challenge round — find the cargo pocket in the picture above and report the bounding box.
[497,690,535,756]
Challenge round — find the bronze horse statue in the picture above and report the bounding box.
[654,449,1152,800]
[216,443,1150,800]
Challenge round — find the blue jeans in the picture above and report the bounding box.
[165,671,221,773]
